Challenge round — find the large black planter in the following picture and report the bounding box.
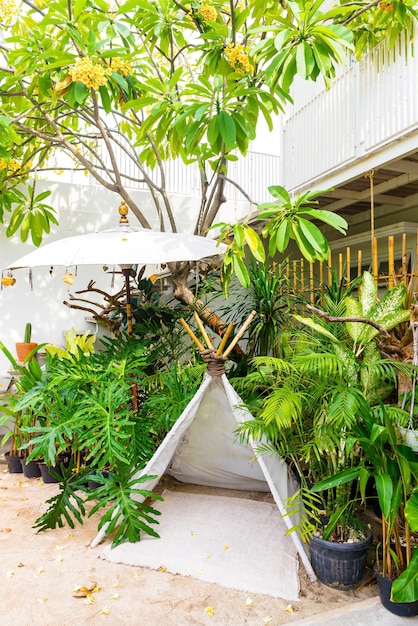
[310,529,373,589]
[375,567,418,617]
[20,458,41,478]
[5,451,23,474]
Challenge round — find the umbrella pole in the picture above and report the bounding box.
[122,266,138,411]
[122,267,134,337]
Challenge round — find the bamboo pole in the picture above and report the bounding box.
[388,235,395,288]
[372,237,379,285]
[193,311,212,349]
[327,252,332,287]
[402,232,408,286]
[357,249,362,279]
[309,262,314,304]
[216,322,234,356]
[179,318,204,351]
[346,247,351,282]
[222,310,257,359]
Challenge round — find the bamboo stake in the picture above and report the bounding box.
[388,235,395,288]
[222,310,257,359]
[216,322,234,356]
[179,317,204,351]
[193,311,212,349]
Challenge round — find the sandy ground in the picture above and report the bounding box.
[0,466,379,626]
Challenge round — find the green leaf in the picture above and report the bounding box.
[375,473,393,519]
[275,220,290,253]
[232,254,250,288]
[391,549,418,603]
[218,110,236,150]
[243,227,265,262]
[293,315,339,341]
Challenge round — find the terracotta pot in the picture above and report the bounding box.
[15,342,38,362]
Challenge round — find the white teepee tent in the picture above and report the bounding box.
[91,313,316,582]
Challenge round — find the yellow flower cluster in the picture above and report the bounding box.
[0,0,19,23]
[107,58,132,77]
[224,43,253,74]
[197,3,217,22]
[69,58,111,90]
[0,157,21,172]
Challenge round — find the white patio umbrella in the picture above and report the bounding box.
[4,202,226,335]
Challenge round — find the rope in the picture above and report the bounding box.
[200,349,226,376]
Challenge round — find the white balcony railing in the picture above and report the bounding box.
[283,24,418,191]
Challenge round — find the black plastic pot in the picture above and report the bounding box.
[310,529,373,589]
[375,567,418,617]
[20,458,41,478]
[5,451,23,474]
[39,462,61,484]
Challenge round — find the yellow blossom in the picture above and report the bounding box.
[0,157,22,172]
[107,58,132,77]
[224,43,253,74]
[69,57,110,90]
[0,0,20,23]
[205,606,215,615]
[197,3,217,22]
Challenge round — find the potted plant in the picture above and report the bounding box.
[15,322,38,362]
[312,404,418,615]
[0,340,45,476]
[238,271,412,588]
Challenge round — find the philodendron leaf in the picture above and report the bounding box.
[391,549,418,604]
[293,314,338,341]
[344,297,365,342]
[358,271,377,317]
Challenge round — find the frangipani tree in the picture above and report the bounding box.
[0,0,415,314]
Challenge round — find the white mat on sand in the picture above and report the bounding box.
[100,490,300,600]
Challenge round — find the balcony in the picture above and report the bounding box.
[281,25,418,234]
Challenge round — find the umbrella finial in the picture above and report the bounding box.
[118,201,129,225]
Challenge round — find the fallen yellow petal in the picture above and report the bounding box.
[159,566,167,572]
[57,555,64,563]
[85,594,95,605]
[93,585,101,593]
[245,597,253,607]
[55,545,64,551]
[37,566,45,574]
[38,481,43,486]
[205,606,215,616]
[113,581,121,588]
[223,545,230,550]
[206,555,212,559]
[38,597,48,603]
[283,604,294,613]
[191,531,197,536]
[6,570,14,578]
[263,617,272,624]
[72,582,97,597]
[133,572,142,580]
[111,593,119,600]
[66,533,73,539]
[102,605,110,615]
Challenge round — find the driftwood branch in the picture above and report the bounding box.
[306,304,391,338]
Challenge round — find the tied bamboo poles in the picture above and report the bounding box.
[180,311,256,375]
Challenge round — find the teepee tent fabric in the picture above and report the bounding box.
[91,372,316,582]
